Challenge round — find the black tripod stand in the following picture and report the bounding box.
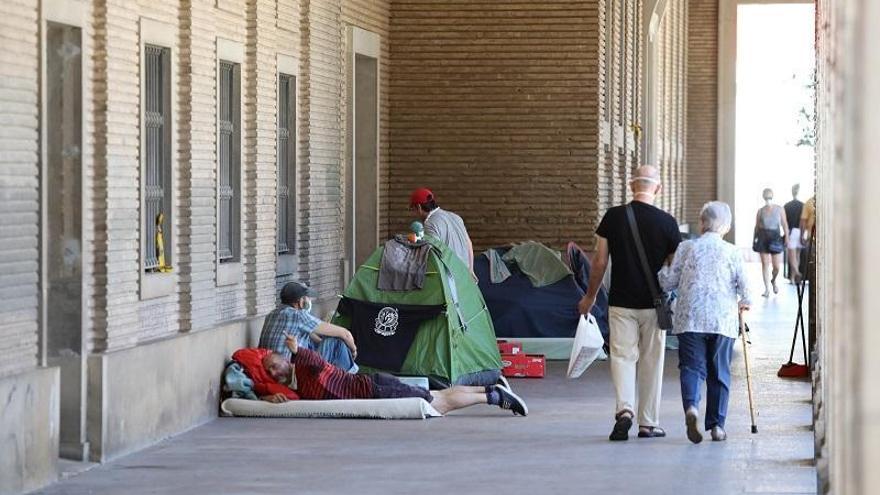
[778,241,811,377]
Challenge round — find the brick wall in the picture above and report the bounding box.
[296,0,346,299]
[388,0,686,251]
[1,0,698,368]
[599,0,643,217]
[282,0,389,303]
[389,1,602,251]
[685,0,717,226]
[0,0,392,359]
[90,0,391,346]
[0,0,40,376]
[243,0,284,318]
[654,0,687,221]
[343,0,391,242]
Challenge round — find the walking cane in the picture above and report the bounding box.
[739,310,758,434]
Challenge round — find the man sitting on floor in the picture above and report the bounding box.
[259,281,359,372]
[260,333,528,416]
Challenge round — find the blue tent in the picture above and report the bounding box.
[474,242,610,343]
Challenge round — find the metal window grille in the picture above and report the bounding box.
[277,74,296,255]
[218,61,240,263]
[144,45,171,271]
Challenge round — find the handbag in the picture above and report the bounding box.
[753,229,784,254]
[625,205,674,331]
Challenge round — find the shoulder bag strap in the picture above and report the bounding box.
[625,204,661,299]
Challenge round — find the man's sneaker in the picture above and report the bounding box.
[496,375,511,390]
[685,407,703,444]
[710,426,727,442]
[495,385,528,416]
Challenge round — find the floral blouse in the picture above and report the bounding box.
[658,232,751,338]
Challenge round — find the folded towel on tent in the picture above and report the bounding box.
[378,236,431,291]
[503,241,573,288]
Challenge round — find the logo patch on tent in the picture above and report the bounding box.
[374,307,400,337]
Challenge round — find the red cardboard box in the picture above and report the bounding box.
[497,340,523,355]
[501,353,545,378]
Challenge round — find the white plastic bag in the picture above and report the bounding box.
[567,314,605,378]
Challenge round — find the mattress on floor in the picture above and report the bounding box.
[220,397,442,419]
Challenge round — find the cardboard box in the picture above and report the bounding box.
[497,339,523,355]
[501,353,545,378]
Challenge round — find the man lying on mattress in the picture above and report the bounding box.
[256,333,528,416]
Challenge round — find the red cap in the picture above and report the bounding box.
[409,188,434,208]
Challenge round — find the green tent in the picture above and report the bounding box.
[332,236,502,386]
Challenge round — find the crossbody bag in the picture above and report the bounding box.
[625,205,674,331]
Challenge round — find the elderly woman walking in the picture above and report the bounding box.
[659,202,751,443]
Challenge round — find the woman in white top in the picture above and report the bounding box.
[659,201,751,444]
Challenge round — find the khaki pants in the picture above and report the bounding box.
[609,306,666,427]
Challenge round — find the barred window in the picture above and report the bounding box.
[144,44,172,272]
[277,74,296,255]
[218,60,241,263]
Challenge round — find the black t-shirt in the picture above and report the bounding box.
[784,199,803,232]
[337,298,444,372]
[596,201,682,309]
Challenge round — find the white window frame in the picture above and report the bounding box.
[216,38,244,287]
[344,27,382,282]
[139,17,178,300]
[276,54,299,276]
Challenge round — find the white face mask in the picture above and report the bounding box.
[302,298,313,314]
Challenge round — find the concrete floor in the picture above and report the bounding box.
[39,264,816,495]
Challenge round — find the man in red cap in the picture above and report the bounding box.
[410,187,476,279]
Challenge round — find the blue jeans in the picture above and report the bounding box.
[677,332,734,429]
[310,337,358,373]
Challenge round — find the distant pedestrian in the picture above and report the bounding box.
[783,185,804,283]
[753,188,789,297]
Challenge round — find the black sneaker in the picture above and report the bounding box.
[495,385,528,416]
[496,375,511,390]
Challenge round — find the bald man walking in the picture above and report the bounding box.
[578,165,682,441]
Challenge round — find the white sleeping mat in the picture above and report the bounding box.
[220,397,442,419]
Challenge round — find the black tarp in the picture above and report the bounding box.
[475,243,610,343]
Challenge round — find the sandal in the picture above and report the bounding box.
[637,426,667,438]
[609,411,633,441]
